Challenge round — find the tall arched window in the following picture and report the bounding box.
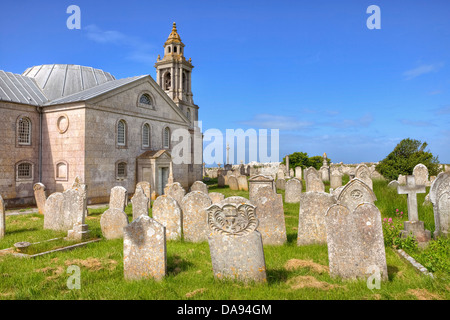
[18,117,32,145]
[142,123,150,148]
[163,127,170,148]
[164,72,171,90]
[117,120,126,146]
[139,94,152,106]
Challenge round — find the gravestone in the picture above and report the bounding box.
[413,163,429,186]
[206,202,266,282]
[277,169,285,180]
[304,167,320,189]
[33,183,47,215]
[136,181,151,209]
[337,178,377,213]
[0,195,5,239]
[289,168,294,178]
[325,203,388,280]
[276,178,286,190]
[355,164,373,190]
[217,175,225,188]
[100,208,129,240]
[295,167,302,179]
[397,175,430,243]
[306,174,325,192]
[164,182,186,205]
[319,166,330,182]
[332,186,345,198]
[249,175,276,203]
[330,171,342,189]
[65,187,90,240]
[152,195,182,240]
[123,215,166,281]
[131,186,149,221]
[285,178,302,203]
[298,192,336,246]
[219,196,253,206]
[190,181,209,194]
[228,176,239,191]
[429,172,450,238]
[209,192,225,204]
[252,186,287,245]
[388,180,399,189]
[237,175,248,191]
[71,177,88,217]
[181,191,212,242]
[110,186,128,211]
[398,174,406,185]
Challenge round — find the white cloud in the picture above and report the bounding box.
[403,63,444,80]
[240,114,314,131]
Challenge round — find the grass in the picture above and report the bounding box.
[0,178,449,300]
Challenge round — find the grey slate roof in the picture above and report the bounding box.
[0,70,48,106]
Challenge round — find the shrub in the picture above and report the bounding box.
[382,209,417,250]
[282,152,330,170]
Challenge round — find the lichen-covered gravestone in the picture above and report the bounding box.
[355,164,373,190]
[217,175,225,188]
[164,182,186,205]
[207,202,267,283]
[131,186,149,220]
[413,163,429,186]
[136,181,151,209]
[388,180,399,189]
[181,191,212,242]
[209,192,225,204]
[109,186,128,211]
[248,175,275,203]
[297,192,336,246]
[33,183,47,215]
[228,176,239,191]
[100,208,129,240]
[276,178,286,190]
[295,167,302,179]
[337,178,377,212]
[0,195,5,239]
[429,172,450,238]
[124,215,166,281]
[237,175,248,191]
[252,186,287,245]
[306,174,325,192]
[285,178,302,203]
[66,186,90,241]
[330,171,342,189]
[152,195,182,240]
[190,181,209,194]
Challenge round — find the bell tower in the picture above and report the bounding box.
[155,22,198,124]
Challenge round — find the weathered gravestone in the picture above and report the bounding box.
[306,173,325,192]
[228,176,239,191]
[206,202,267,282]
[252,186,287,245]
[398,174,406,185]
[297,192,336,246]
[248,175,276,203]
[304,167,320,189]
[123,215,166,281]
[65,186,90,240]
[295,167,302,179]
[237,175,248,191]
[217,175,225,188]
[109,186,128,211]
[277,169,285,180]
[152,195,182,240]
[325,202,388,280]
[413,163,429,187]
[388,180,399,189]
[337,178,377,212]
[208,192,225,204]
[136,181,151,209]
[355,164,373,190]
[181,191,212,242]
[33,183,47,215]
[100,208,129,240]
[164,182,186,206]
[332,186,345,198]
[397,175,430,243]
[330,171,343,189]
[319,166,330,182]
[285,178,302,203]
[190,181,209,194]
[429,172,450,238]
[290,168,294,178]
[131,186,149,220]
[0,195,5,239]
[276,178,286,190]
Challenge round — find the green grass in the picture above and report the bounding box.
[0,179,448,300]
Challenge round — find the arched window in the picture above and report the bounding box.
[164,72,171,90]
[17,162,33,180]
[117,162,127,178]
[142,123,150,148]
[186,108,191,122]
[182,72,187,93]
[163,127,170,148]
[168,46,171,53]
[56,161,68,180]
[117,120,126,146]
[174,46,177,53]
[18,117,32,145]
[139,94,152,106]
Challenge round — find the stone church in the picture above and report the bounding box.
[0,23,202,207]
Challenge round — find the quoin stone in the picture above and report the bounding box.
[206,202,267,282]
[124,215,167,281]
[33,183,47,215]
[285,178,302,203]
[181,191,212,242]
[100,208,129,240]
[131,186,149,220]
[429,172,450,238]
[152,195,182,240]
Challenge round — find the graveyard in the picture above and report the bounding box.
[0,172,448,300]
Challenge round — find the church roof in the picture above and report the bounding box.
[0,70,48,106]
[22,64,116,101]
[137,149,172,159]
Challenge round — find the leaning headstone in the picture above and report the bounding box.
[33,183,46,215]
[109,186,128,211]
[124,215,166,281]
[248,175,276,203]
[388,180,399,189]
[276,178,286,190]
[100,208,129,240]
[298,192,336,246]
[337,178,377,213]
[152,195,182,240]
[325,202,388,280]
[181,191,212,242]
[164,182,186,206]
[131,186,149,221]
[237,175,248,191]
[306,174,325,192]
[413,163,429,186]
[330,171,342,189]
[206,202,266,282]
[136,181,151,209]
[295,167,302,179]
[252,186,287,245]
[0,195,5,239]
[209,192,225,204]
[228,176,239,191]
[355,164,373,190]
[429,172,450,238]
[285,178,302,203]
[190,181,209,194]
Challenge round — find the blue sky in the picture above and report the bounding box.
[1,0,449,164]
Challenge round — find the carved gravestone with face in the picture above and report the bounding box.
[207,202,267,283]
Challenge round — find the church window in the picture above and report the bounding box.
[117,162,127,178]
[168,47,171,53]
[17,162,32,180]
[117,120,126,146]
[139,94,152,106]
[142,123,150,148]
[164,72,171,90]
[56,161,68,180]
[186,108,191,122]
[163,127,170,148]
[18,117,31,145]
[182,72,187,93]
[174,46,177,53]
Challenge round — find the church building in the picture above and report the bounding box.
[0,23,202,207]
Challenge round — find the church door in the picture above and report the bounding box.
[158,167,169,195]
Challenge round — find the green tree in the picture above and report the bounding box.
[376,138,441,181]
[282,152,330,170]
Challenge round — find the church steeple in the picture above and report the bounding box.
[155,22,196,119]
